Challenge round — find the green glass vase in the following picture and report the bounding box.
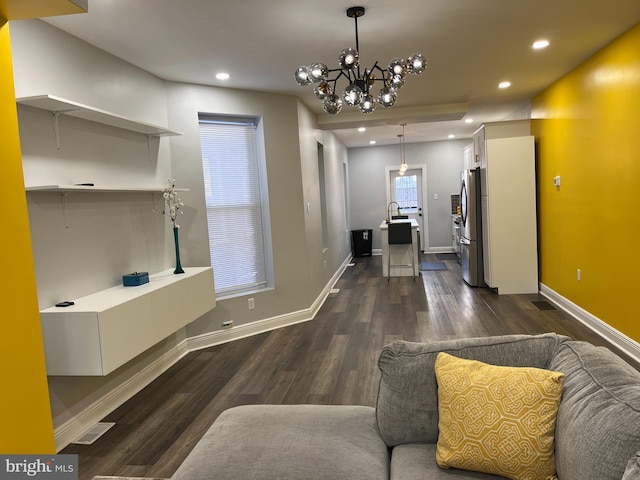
[173,226,185,274]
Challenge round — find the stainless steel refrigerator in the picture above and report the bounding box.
[460,168,484,286]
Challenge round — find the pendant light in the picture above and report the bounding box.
[399,124,408,176]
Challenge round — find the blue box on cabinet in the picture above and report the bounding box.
[122,271,149,287]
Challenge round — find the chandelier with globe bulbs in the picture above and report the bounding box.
[294,6,427,115]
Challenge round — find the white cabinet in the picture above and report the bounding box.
[40,267,215,376]
[463,143,474,170]
[464,141,481,170]
[475,121,537,294]
[473,127,485,169]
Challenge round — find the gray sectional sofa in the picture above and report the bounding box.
[171,333,640,480]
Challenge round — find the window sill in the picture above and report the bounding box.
[216,286,275,302]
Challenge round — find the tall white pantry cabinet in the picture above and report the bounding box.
[475,120,538,294]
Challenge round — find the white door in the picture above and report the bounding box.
[387,167,427,252]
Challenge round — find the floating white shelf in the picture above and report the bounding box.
[16,94,182,137]
[26,185,189,193]
[40,267,215,376]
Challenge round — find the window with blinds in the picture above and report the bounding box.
[394,174,418,213]
[198,115,270,296]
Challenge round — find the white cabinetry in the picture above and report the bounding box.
[40,267,215,376]
[463,144,473,170]
[475,121,537,294]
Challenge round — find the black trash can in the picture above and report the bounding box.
[351,229,373,257]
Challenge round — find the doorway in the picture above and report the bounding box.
[386,165,428,252]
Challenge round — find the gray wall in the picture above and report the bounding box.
[348,139,468,250]
[11,19,350,433]
[11,19,179,430]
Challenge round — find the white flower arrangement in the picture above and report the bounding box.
[161,178,184,228]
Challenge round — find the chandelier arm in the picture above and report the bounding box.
[374,62,389,82]
[325,69,349,82]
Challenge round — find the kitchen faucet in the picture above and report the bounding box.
[386,201,402,223]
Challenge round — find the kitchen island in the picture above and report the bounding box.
[379,219,420,277]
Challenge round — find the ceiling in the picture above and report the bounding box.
[39,0,640,148]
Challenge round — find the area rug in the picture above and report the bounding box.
[436,253,459,261]
[420,261,447,271]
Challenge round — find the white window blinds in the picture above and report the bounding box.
[199,116,267,295]
[394,174,418,213]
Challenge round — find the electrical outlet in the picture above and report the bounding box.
[221,320,233,329]
[577,269,581,281]
[248,298,255,310]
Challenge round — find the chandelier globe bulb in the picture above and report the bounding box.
[309,62,329,83]
[378,87,397,108]
[294,66,311,86]
[314,81,332,100]
[407,53,427,74]
[390,74,405,91]
[323,94,343,115]
[343,84,363,106]
[339,48,360,70]
[388,58,407,78]
[359,94,376,114]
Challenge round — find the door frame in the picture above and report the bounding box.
[385,164,429,252]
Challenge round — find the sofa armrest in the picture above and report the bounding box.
[375,333,568,446]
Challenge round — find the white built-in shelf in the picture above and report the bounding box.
[16,94,182,137]
[40,267,215,376]
[26,185,189,193]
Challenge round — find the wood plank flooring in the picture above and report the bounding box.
[61,254,636,480]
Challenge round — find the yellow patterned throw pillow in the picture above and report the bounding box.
[435,352,564,480]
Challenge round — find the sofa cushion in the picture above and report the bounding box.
[391,443,505,480]
[623,452,640,480]
[548,341,640,480]
[170,404,389,480]
[376,333,567,446]
[434,352,563,480]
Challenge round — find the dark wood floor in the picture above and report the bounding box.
[61,254,634,480]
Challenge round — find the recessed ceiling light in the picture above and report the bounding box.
[369,140,377,145]
[532,39,550,50]
[499,81,511,89]
[448,134,455,139]
[464,118,473,124]
[216,72,230,80]
[358,127,366,132]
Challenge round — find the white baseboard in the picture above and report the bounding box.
[425,246,457,253]
[53,255,353,451]
[54,340,189,451]
[373,247,457,256]
[188,255,352,351]
[539,283,640,365]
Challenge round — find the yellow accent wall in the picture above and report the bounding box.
[532,23,640,342]
[0,19,56,453]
